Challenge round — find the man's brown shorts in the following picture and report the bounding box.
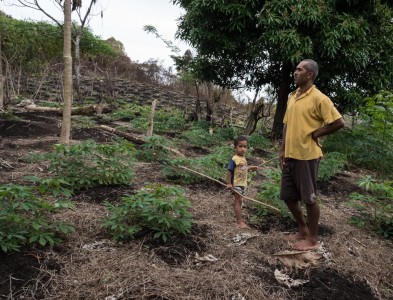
[280,158,320,205]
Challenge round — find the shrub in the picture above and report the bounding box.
[103,185,193,242]
[47,140,136,190]
[179,127,220,147]
[0,183,74,252]
[318,152,347,182]
[347,176,393,238]
[324,92,393,177]
[248,133,271,149]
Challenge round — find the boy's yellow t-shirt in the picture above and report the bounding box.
[227,155,248,187]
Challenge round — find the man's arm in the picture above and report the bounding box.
[311,117,345,144]
[279,124,287,170]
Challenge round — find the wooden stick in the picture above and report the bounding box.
[178,165,280,213]
[258,156,279,166]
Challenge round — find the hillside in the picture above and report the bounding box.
[0,107,392,300]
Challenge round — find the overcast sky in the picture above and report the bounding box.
[0,0,190,67]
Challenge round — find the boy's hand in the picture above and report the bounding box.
[226,183,233,190]
[248,166,258,171]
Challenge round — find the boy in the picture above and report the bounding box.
[226,136,258,228]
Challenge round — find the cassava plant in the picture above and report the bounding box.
[103,185,193,242]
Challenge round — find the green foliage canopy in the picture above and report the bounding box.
[173,0,393,136]
[0,14,117,73]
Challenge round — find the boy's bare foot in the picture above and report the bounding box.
[284,232,307,241]
[236,221,249,229]
[291,239,320,251]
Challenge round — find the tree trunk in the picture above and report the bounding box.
[271,63,292,139]
[243,100,265,135]
[74,32,82,102]
[0,31,4,110]
[60,0,73,144]
[194,81,201,120]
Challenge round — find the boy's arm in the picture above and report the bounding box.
[226,170,233,189]
[248,166,258,171]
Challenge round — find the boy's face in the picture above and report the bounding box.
[235,140,247,156]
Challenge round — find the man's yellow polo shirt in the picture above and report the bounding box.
[283,85,342,160]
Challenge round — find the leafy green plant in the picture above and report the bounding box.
[180,127,221,147]
[138,135,171,162]
[46,140,136,190]
[162,145,233,184]
[253,168,290,219]
[0,183,74,252]
[347,175,393,238]
[103,185,193,242]
[324,92,393,177]
[72,116,97,129]
[248,133,271,149]
[318,152,347,182]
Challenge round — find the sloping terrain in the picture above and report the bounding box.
[0,111,392,300]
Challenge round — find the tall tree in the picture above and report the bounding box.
[59,0,73,144]
[0,29,4,110]
[173,0,393,138]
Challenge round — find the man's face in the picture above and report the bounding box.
[294,61,312,86]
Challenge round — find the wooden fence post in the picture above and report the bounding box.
[146,99,157,136]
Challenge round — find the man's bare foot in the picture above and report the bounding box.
[284,232,307,241]
[291,239,320,250]
[236,221,249,229]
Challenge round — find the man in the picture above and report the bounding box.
[279,59,345,250]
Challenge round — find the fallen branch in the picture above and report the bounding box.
[0,157,14,169]
[98,125,184,157]
[21,104,110,115]
[178,165,280,213]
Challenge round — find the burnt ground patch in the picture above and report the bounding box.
[71,127,115,143]
[74,185,136,204]
[253,261,377,300]
[252,214,335,238]
[0,249,61,299]
[143,223,210,266]
[0,120,59,138]
[296,268,377,300]
[318,175,363,201]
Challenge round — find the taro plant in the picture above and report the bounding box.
[103,185,193,242]
[347,175,393,238]
[46,140,136,190]
[0,183,75,252]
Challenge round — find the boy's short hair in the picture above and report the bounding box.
[234,135,248,146]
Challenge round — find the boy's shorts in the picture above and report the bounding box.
[232,186,245,196]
